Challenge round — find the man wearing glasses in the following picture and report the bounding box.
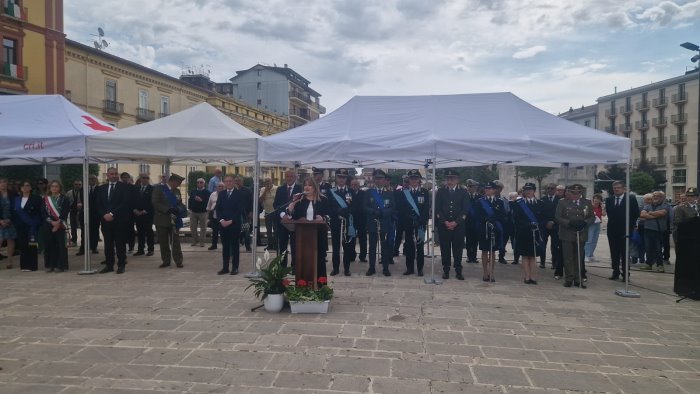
[133,174,155,256]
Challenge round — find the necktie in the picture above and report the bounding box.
[288,186,292,199]
[141,185,146,195]
[108,183,114,200]
[228,190,232,198]
[616,197,620,207]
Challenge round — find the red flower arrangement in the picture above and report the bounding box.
[285,276,334,302]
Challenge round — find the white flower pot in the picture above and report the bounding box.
[289,300,330,314]
[263,293,285,313]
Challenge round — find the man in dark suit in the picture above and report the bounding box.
[365,169,396,276]
[273,170,302,268]
[120,172,137,253]
[216,175,245,275]
[68,180,84,252]
[349,178,367,263]
[133,173,155,256]
[464,179,480,263]
[96,167,131,274]
[329,168,356,276]
[396,169,431,276]
[605,180,640,280]
[436,170,468,280]
[539,183,560,269]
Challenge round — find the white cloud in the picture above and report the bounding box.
[512,45,547,59]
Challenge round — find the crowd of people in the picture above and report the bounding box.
[1,168,697,292]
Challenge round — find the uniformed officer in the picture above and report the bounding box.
[436,169,468,280]
[365,169,396,276]
[396,169,430,276]
[672,187,700,298]
[475,181,506,282]
[393,175,410,257]
[329,168,355,276]
[673,187,699,238]
[313,167,332,199]
[513,183,545,284]
[464,179,480,263]
[555,184,594,288]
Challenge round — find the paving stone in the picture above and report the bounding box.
[391,359,449,380]
[265,353,326,373]
[608,374,686,394]
[130,348,191,365]
[481,347,546,362]
[472,365,530,386]
[180,350,273,369]
[370,377,431,394]
[364,326,423,341]
[4,344,84,362]
[326,356,391,376]
[431,381,504,393]
[216,368,277,386]
[65,346,144,364]
[155,365,226,383]
[329,374,371,392]
[526,369,617,392]
[273,371,331,390]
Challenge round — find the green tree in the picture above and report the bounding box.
[517,166,554,197]
[596,164,627,193]
[636,158,667,189]
[629,171,655,195]
[59,164,99,189]
[0,165,43,183]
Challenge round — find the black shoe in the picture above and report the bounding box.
[99,267,113,274]
[442,272,449,279]
[245,247,252,252]
[133,251,145,256]
[456,272,464,280]
[383,269,391,276]
[55,268,65,273]
[365,268,376,276]
[539,263,545,268]
[176,264,183,268]
[76,250,85,256]
[360,258,368,262]
[563,281,572,287]
[99,260,106,265]
[417,270,424,277]
[511,261,519,265]
[116,267,125,274]
[499,259,508,264]
[344,270,351,276]
[217,269,229,275]
[146,251,154,256]
[482,276,490,282]
[208,246,217,250]
[45,268,54,273]
[608,275,619,280]
[330,269,339,276]
[159,263,170,268]
[230,269,238,275]
[490,277,495,283]
[91,250,99,254]
[527,279,537,285]
[393,252,399,257]
[403,271,414,276]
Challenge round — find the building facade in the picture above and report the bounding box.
[229,64,326,128]
[64,39,289,183]
[1,0,64,95]
[597,69,699,199]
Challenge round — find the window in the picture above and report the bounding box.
[673,169,686,183]
[105,80,116,101]
[659,88,665,99]
[139,163,150,174]
[257,82,261,90]
[190,166,197,174]
[3,38,17,65]
[256,69,261,76]
[676,144,684,157]
[107,163,117,169]
[584,120,590,127]
[679,83,685,94]
[257,99,262,106]
[138,89,148,109]
[160,96,169,116]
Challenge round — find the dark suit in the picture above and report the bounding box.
[329,187,355,273]
[605,193,639,278]
[464,192,480,262]
[216,188,245,272]
[96,182,131,269]
[475,197,507,252]
[134,184,155,253]
[349,189,367,262]
[290,197,330,277]
[87,185,101,252]
[67,188,84,249]
[365,188,396,273]
[273,183,302,267]
[13,194,43,271]
[540,194,561,268]
[396,187,430,274]
[436,186,468,273]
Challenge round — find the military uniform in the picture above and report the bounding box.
[365,169,396,276]
[397,169,431,275]
[435,169,468,279]
[555,184,594,287]
[512,186,545,258]
[464,179,481,263]
[673,187,700,298]
[329,169,355,276]
[476,194,506,252]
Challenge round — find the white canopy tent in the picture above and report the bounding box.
[259,93,630,167]
[0,95,115,165]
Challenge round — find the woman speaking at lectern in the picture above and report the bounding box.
[285,177,330,277]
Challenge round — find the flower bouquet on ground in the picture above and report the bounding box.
[285,277,334,314]
[245,251,291,312]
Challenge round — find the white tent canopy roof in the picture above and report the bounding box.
[87,102,261,164]
[259,93,630,168]
[0,95,116,164]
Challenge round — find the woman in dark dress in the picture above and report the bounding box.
[13,180,43,271]
[0,177,17,269]
[512,183,545,285]
[286,177,330,278]
[41,180,70,272]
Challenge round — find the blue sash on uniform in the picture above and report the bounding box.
[403,189,425,243]
[518,199,543,251]
[162,185,185,229]
[370,189,394,242]
[479,198,504,249]
[331,191,356,238]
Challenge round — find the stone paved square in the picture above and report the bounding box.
[1,235,699,393]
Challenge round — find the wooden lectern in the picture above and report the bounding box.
[281,218,327,289]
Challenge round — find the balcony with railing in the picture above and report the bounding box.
[136,107,155,121]
[649,157,666,166]
[618,124,632,133]
[619,105,633,115]
[633,158,641,166]
[671,113,688,124]
[635,120,649,131]
[604,126,615,133]
[289,108,310,121]
[634,139,648,148]
[289,90,312,104]
[102,100,124,115]
[671,155,687,165]
[635,101,649,111]
[651,137,667,146]
[670,134,687,144]
[1,3,28,21]
[652,97,667,108]
[605,108,616,118]
[1,63,28,80]
[671,92,687,104]
[652,117,667,128]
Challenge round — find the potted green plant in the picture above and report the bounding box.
[285,276,334,313]
[245,251,291,312]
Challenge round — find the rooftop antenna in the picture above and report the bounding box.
[92,27,109,51]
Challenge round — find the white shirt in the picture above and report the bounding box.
[21,196,28,208]
[306,201,315,220]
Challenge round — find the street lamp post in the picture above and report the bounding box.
[680,42,700,187]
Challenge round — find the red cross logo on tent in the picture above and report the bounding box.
[82,116,114,132]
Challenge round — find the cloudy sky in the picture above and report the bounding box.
[65,0,700,115]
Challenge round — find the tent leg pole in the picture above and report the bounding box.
[79,154,96,275]
[424,157,442,285]
[616,159,640,298]
[245,161,261,279]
